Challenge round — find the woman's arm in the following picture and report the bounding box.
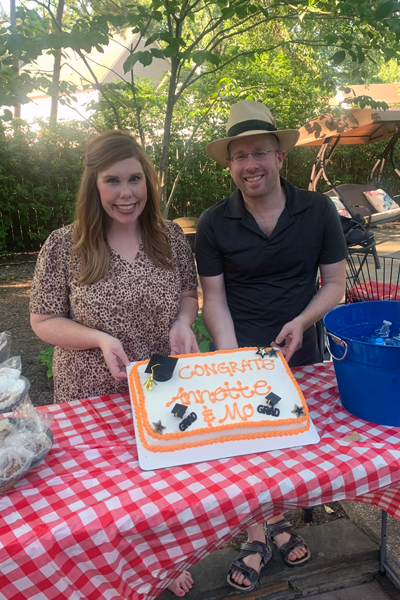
[30,313,130,380]
[169,289,199,354]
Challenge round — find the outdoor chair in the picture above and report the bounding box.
[173,217,198,252]
[327,183,400,227]
[297,108,400,230]
[345,253,400,304]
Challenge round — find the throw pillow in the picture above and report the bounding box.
[363,189,400,213]
[330,196,352,218]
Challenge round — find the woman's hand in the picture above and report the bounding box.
[98,333,130,380]
[30,314,131,381]
[169,318,199,355]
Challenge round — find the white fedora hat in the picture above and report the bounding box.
[206,101,300,166]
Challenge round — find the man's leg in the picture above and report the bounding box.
[229,523,266,588]
[267,514,308,562]
[229,514,309,588]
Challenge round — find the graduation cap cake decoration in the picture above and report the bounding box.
[144,363,160,390]
[257,391,282,417]
[265,392,281,407]
[171,404,188,419]
[145,354,178,382]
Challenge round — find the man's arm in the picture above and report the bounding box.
[200,274,238,350]
[273,259,346,363]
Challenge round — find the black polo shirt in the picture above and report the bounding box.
[195,177,348,364]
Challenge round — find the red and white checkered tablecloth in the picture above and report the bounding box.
[1,363,400,600]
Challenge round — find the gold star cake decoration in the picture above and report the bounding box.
[256,347,268,358]
[266,347,278,357]
[291,404,305,418]
[152,420,166,434]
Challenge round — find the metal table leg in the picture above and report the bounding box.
[380,509,400,587]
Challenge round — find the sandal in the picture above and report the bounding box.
[267,519,311,567]
[227,539,272,592]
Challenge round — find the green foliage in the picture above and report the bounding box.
[1,0,399,220]
[0,0,399,242]
[34,346,54,378]
[0,119,89,253]
[372,58,400,85]
[90,40,334,219]
[290,583,303,595]
[192,313,212,353]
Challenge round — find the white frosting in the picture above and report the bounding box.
[129,348,309,452]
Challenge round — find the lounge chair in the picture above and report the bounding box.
[326,183,400,227]
[297,108,400,228]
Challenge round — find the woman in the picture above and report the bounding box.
[30,130,197,596]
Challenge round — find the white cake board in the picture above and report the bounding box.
[128,385,320,470]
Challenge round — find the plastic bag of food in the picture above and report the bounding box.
[0,355,22,376]
[0,331,11,364]
[12,395,54,432]
[0,380,25,414]
[0,446,34,491]
[3,430,51,464]
[0,398,53,492]
[0,419,16,444]
[0,354,26,413]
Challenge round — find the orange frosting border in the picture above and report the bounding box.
[129,348,310,452]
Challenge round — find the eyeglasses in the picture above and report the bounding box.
[229,150,278,163]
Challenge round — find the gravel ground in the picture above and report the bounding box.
[0,254,54,406]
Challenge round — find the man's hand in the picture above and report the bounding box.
[272,317,305,364]
[99,334,130,380]
[169,318,199,355]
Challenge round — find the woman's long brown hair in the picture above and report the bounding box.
[72,130,173,285]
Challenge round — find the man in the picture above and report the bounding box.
[195,101,348,592]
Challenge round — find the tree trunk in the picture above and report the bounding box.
[130,67,146,149]
[10,0,21,118]
[49,0,65,125]
[159,59,179,218]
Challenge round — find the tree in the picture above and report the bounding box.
[1,0,400,216]
[373,58,400,84]
[49,0,65,124]
[9,0,21,118]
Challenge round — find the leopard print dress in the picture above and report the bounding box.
[29,221,198,403]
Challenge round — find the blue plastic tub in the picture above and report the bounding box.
[323,301,400,426]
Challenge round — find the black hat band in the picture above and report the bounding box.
[227,119,277,137]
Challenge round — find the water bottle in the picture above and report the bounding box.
[371,320,392,340]
[392,328,400,346]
